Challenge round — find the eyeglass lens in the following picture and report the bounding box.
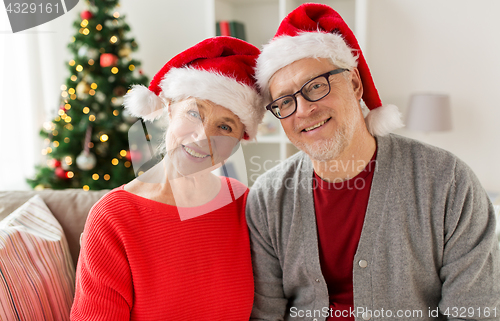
[267,68,349,119]
[270,75,330,118]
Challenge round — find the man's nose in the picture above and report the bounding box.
[294,95,316,118]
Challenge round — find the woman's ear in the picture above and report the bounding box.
[165,98,173,120]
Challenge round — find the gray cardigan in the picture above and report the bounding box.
[246,134,500,321]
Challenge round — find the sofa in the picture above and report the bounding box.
[0,188,109,319]
[1,189,499,321]
[0,189,109,267]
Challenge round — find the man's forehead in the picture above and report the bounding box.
[269,58,334,95]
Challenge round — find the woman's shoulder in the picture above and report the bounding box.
[94,185,130,206]
[89,184,155,220]
[223,176,249,200]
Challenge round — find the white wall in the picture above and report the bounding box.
[0,2,85,190]
[0,0,210,190]
[2,0,499,194]
[118,0,210,78]
[367,0,500,195]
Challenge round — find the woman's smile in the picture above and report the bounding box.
[181,144,211,160]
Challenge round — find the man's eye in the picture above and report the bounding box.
[280,99,293,108]
[309,82,326,91]
[220,124,232,132]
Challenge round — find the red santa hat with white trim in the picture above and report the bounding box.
[256,3,403,136]
[124,36,264,140]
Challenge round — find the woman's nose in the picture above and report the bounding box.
[203,123,220,139]
[192,124,219,145]
[191,123,208,140]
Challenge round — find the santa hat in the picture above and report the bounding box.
[124,36,264,140]
[256,3,403,136]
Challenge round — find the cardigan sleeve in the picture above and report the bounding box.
[439,158,500,320]
[71,195,133,321]
[246,185,288,321]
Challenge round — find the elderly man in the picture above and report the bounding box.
[246,3,500,321]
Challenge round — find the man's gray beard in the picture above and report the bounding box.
[288,116,356,162]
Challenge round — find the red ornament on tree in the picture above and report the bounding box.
[49,159,61,168]
[126,150,142,162]
[100,53,119,67]
[55,167,69,179]
[80,10,93,20]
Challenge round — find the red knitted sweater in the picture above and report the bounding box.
[71,177,253,320]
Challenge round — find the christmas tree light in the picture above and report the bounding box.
[27,0,149,190]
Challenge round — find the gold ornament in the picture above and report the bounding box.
[76,151,97,171]
[118,46,132,57]
[34,184,45,191]
[118,123,129,132]
[76,81,91,96]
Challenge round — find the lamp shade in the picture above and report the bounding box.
[406,93,452,132]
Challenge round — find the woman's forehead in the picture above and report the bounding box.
[173,98,240,120]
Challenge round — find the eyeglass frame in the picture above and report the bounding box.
[265,68,350,119]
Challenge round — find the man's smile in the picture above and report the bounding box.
[302,117,331,132]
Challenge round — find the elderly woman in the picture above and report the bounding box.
[70,37,264,320]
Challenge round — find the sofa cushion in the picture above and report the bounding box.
[0,195,75,320]
[0,189,108,266]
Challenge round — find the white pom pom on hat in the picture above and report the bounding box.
[123,85,164,121]
[124,36,264,140]
[255,3,404,136]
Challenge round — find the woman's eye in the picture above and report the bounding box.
[188,110,201,119]
[220,124,232,132]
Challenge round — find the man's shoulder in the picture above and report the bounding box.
[383,133,452,156]
[381,134,475,180]
[382,134,460,163]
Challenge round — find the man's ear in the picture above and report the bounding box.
[351,68,363,101]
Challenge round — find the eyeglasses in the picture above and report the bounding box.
[266,68,349,119]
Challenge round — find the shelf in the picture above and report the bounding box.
[209,0,365,166]
[214,0,279,47]
[218,0,277,4]
[253,135,289,144]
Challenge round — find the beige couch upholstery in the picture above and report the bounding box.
[0,189,109,267]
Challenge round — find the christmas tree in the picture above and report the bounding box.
[28,0,148,191]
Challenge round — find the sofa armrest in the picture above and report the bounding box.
[0,189,109,267]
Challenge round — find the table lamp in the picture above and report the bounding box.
[405,93,452,132]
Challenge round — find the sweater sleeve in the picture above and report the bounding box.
[439,159,500,320]
[71,194,133,321]
[246,183,288,321]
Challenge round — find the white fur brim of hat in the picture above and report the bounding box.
[255,32,403,136]
[124,67,264,140]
